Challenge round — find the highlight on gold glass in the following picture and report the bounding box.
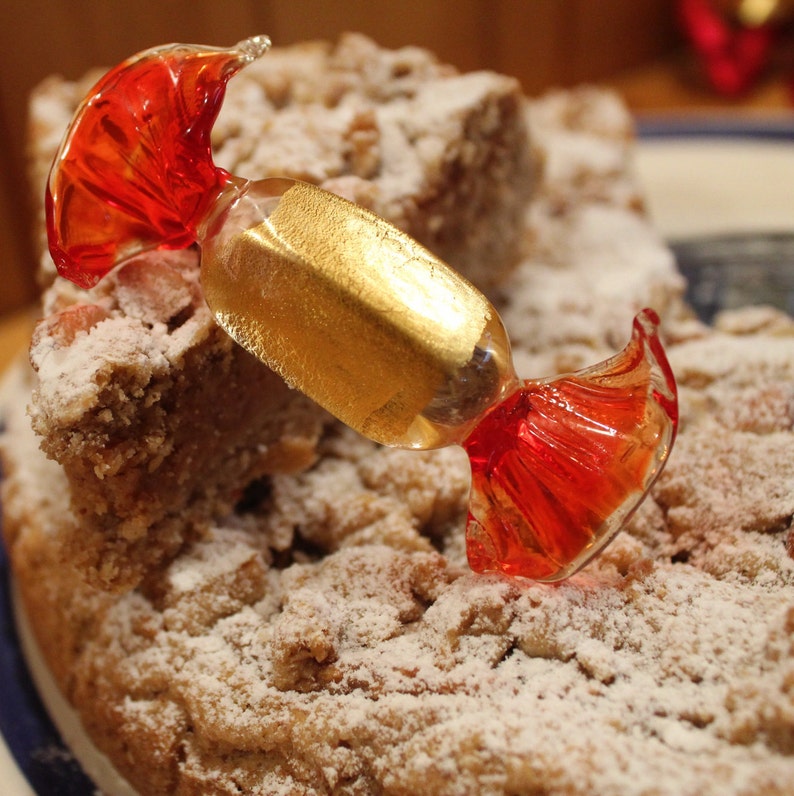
[45,37,678,582]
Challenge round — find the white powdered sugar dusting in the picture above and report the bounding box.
[1,35,792,796]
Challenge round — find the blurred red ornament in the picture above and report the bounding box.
[679,0,775,94]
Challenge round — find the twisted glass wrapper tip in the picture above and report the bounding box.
[45,39,679,582]
[464,309,677,580]
[46,36,270,287]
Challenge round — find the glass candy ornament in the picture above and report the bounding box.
[46,37,678,582]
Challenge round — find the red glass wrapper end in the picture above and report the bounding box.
[463,309,678,582]
[46,36,270,288]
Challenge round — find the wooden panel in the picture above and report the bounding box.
[0,0,683,318]
[487,0,679,93]
[486,1,570,94]
[566,0,679,83]
[0,153,34,317]
[266,0,485,72]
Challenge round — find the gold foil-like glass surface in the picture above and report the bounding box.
[202,180,512,448]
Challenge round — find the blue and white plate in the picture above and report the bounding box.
[634,117,794,321]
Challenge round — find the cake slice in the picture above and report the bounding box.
[28,249,327,590]
[25,34,533,591]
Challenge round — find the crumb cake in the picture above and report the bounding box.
[3,35,794,796]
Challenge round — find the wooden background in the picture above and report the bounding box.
[0,0,685,318]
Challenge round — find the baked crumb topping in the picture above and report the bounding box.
[2,35,792,796]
